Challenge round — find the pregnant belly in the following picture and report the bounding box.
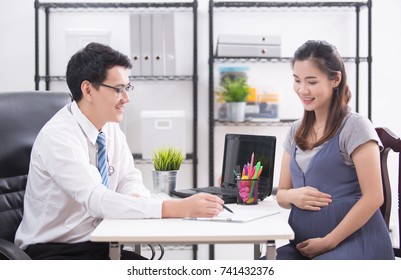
[289,199,355,244]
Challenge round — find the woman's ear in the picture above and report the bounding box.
[334,71,342,88]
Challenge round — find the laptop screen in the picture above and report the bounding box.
[221,134,276,198]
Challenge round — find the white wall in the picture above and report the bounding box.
[1,0,400,258]
[1,0,400,183]
[0,0,36,90]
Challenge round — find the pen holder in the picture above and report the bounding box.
[236,178,259,205]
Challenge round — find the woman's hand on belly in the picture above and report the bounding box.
[296,236,335,258]
[291,186,332,211]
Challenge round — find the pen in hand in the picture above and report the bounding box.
[222,204,234,213]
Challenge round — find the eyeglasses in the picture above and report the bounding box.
[92,82,134,96]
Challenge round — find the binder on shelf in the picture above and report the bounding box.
[140,13,152,76]
[151,13,165,76]
[217,44,281,57]
[164,13,176,75]
[129,14,141,76]
[218,34,281,46]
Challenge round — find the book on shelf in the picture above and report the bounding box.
[245,101,279,122]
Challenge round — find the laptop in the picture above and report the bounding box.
[171,134,276,203]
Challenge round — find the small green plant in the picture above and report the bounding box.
[152,146,184,171]
[216,76,249,102]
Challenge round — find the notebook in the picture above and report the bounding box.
[171,134,276,203]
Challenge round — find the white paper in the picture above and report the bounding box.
[185,209,279,223]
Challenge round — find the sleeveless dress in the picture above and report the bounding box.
[277,120,395,260]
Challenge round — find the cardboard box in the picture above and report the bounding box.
[140,110,186,159]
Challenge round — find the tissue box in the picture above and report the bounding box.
[140,110,186,159]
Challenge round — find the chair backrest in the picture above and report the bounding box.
[375,127,401,257]
[0,91,71,242]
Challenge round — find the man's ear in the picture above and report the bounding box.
[81,80,93,101]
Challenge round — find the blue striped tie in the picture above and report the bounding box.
[96,132,109,188]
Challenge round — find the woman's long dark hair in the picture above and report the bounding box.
[292,40,351,150]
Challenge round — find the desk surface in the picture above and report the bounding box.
[91,198,294,245]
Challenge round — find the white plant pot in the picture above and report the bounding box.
[226,102,246,122]
[152,170,178,194]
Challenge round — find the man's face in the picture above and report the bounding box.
[91,66,131,129]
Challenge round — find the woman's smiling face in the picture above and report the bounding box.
[293,59,340,113]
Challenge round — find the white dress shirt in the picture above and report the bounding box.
[15,101,163,249]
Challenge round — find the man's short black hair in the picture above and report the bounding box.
[66,42,132,101]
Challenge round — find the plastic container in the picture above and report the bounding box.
[140,110,186,159]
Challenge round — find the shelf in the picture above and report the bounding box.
[133,153,194,165]
[35,1,196,11]
[214,119,294,127]
[214,56,368,63]
[130,75,195,81]
[208,0,372,261]
[208,0,372,213]
[35,0,200,261]
[213,1,369,9]
[39,75,195,82]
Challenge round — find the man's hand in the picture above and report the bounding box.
[162,193,224,218]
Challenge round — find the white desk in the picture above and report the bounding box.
[90,198,294,260]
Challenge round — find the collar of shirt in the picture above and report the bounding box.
[70,101,102,146]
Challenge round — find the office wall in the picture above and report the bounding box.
[1,0,400,258]
[0,0,36,91]
[1,0,399,181]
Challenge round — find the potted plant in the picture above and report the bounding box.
[151,146,184,194]
[216,76,250,122]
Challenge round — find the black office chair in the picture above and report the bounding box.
[0,91,71,260]
[376,127,401,258]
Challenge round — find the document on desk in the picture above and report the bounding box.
[185,209,279,223]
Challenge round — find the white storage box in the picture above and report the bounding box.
[140,110,186,159]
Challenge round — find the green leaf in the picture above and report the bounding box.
[152,146,184,171]
[218,76,249,102]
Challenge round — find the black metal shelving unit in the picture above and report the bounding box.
[208,0,372,260]
[34,0,199,260]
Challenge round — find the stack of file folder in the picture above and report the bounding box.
[216,34,281,58]
[130,13,176,76]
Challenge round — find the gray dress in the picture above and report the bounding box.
[277,114,394,260]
